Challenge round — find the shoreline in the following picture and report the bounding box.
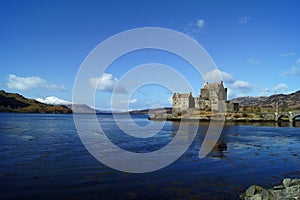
[149,117,281,122]
[240,178,300,200]
[148,115,298,123]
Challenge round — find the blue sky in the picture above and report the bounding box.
[1,0,300,110]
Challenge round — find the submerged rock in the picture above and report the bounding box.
[240,178,300,200]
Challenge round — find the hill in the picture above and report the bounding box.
[65,104,96,113]
[231,90,300,110]
[129,107,172,114]
[0,90,72,113]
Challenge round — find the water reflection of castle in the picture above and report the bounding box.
[209,139,227,159]
[172,81,239,114]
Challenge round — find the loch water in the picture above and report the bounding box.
[0,113,300,199]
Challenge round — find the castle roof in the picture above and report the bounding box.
[203,81,224,89]
[178,94,191,98]
[173,93,192,98]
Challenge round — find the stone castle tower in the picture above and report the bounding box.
[200,81,227,101]
[172,81,238,115]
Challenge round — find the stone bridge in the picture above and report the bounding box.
[261,111,300,122]
[276,111,300,122]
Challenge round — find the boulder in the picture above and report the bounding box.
[240,178,300,200]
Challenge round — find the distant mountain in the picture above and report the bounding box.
[0,90,72,113]
[65,104,96,113]
[129,107,172,114]
[35,96,99,114]
[36,96,72,105]
[231,90,300,110]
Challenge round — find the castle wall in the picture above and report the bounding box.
[200,89,209,100]
[201,82,227,101]
[195,97,211,110]
[172,82,238,114]
[226,102,239,112]
[172,93,195,115]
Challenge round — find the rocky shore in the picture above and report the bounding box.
[148,113,278,122]
[148,108,280,122]
[240,178,300,200]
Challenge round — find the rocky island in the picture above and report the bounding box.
[149,82,300,123]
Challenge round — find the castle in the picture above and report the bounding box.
[172,81,239,115]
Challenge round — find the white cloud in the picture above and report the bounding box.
[89,73,116,91]
[260,83,289,96]
[226,88,236,99]
[203,69,233,83]
[230,80,253,94]
[7,74,46,90]
[7,74,67,91]
[203,69,253,98]
[239,16,250,24]
[280,66,300,76]
[129,98,137,104]
[280,52,295,57]
[184,19,206,36]
[231,80,252,89]
[89,73,126,93]
[36,96,72,105]
[246,58,259,64]
[272,83,288,94]
[196,19,205,29]
[280,58,300,76]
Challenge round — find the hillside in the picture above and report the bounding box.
[129,107,172,114]
[231,90,300,110]
[65,104,96,113]
[0,90,72,113]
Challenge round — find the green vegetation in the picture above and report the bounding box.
[242,105,261,113]
[0,90,72,113]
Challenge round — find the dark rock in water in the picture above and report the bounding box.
[240,178,300,200]
[217,143,227,151]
